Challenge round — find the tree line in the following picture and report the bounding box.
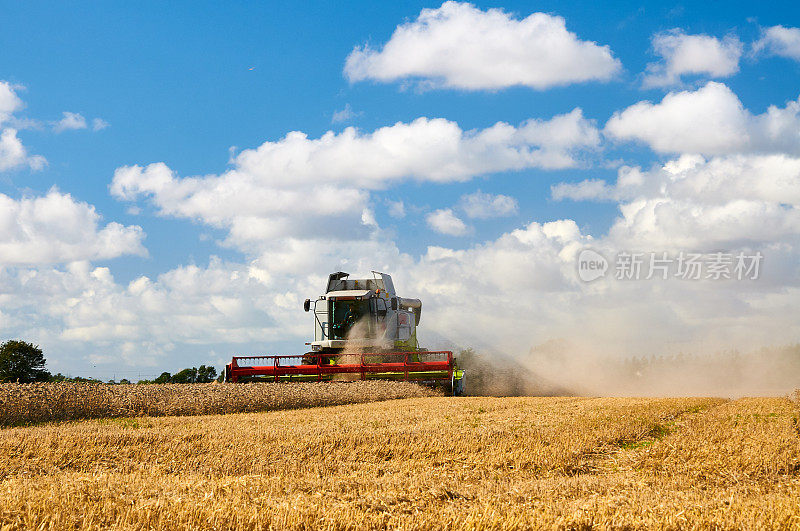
[0,340,221,384]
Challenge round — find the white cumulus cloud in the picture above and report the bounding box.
[0,128,46,171]
[426,208,468,236]
[0,81,24,126]
[386,199,406,218]
[331,103,361,124]
[643,30,742,87]
[53,111,87,132]
[0,81,45,171]
[228,111,599,187]
[52,112,109,133]
[552,178,620,202]
[605,82,800,155]
[0,189,147,265]
[111,111,598,248]
[0,258,291,371]
[753,25,800,61]
[459,191,518,218]
[554,153,800,249]
[344,1,621,90]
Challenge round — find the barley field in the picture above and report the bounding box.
[1,391,798,529]
[0,381,436,426]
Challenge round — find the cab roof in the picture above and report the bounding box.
[326,289,372,300]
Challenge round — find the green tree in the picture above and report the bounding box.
[0,340,51,383]
[140,366,220,384]
[196,365,217,383]
[50,373,102,383]
[76,376,102,383]
[171,367,198,383]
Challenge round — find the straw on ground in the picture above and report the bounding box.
[1,392,798,528]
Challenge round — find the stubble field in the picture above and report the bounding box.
[0,386,799,529]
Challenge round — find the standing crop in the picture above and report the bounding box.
[0,381,436,426]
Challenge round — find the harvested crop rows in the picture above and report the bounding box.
[1,393,799,529]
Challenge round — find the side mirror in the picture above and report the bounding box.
[390,298,398,311]
[303,299,311,312]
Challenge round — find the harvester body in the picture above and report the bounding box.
[226,271,465,394]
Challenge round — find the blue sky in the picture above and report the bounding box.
[1,1,799,380]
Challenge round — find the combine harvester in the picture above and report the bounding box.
[226,271,465,395]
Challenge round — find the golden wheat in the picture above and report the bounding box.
[0,381,436,426]
[3,394,796,529]
[1,392,798,529]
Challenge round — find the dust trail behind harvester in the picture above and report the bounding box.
[526,340,800,397]
[455,341,800,397]
[456,348,569,396]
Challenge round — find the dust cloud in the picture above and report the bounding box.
[331,317,391,381]
[455,341,800,397]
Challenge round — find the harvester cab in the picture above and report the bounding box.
[307,271,421,354]
[226,271,465,395]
